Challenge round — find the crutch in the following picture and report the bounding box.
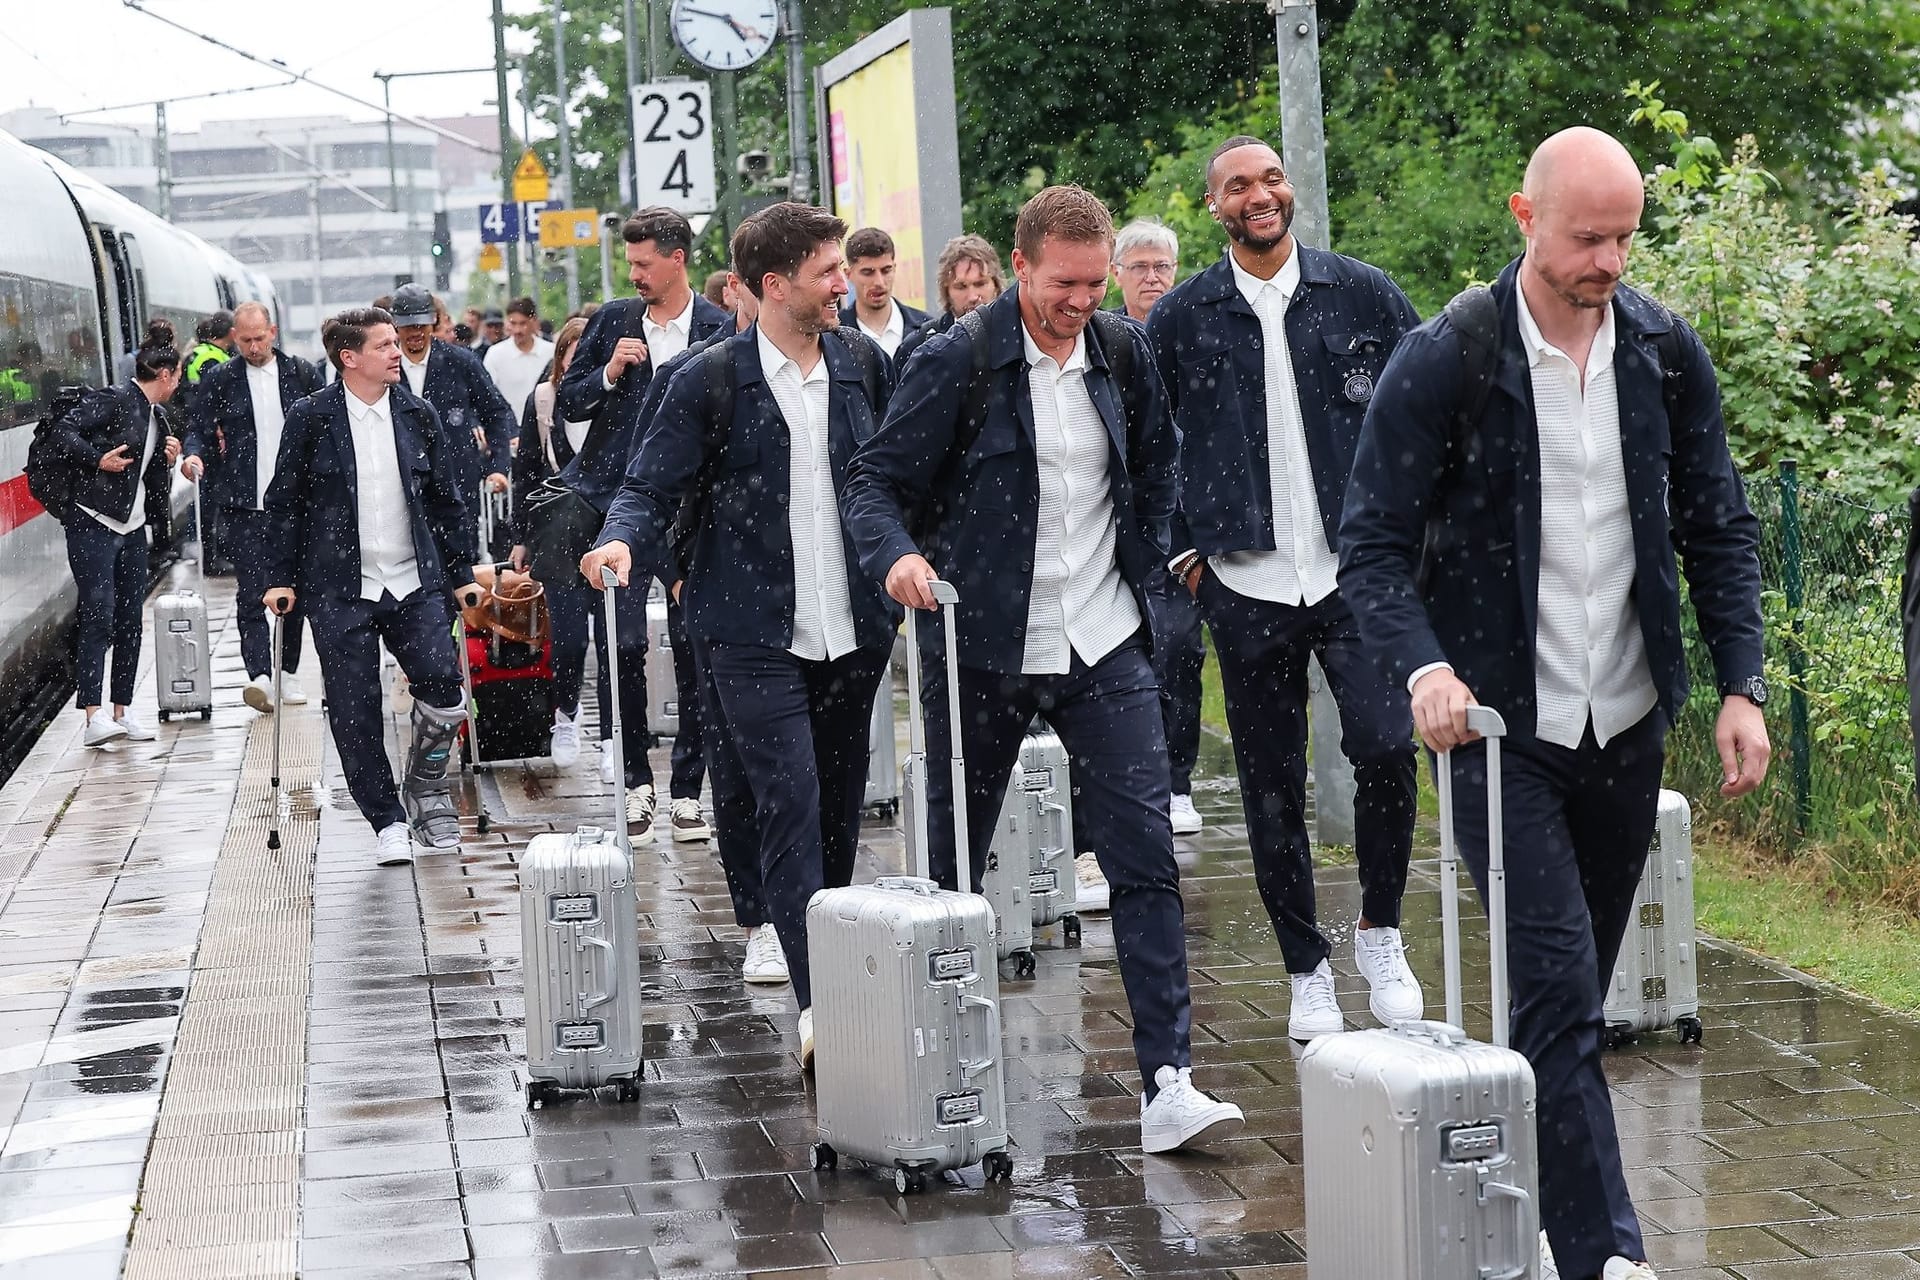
[453,610,492,835]
[267,606,285,851]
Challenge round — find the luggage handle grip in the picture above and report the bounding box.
[1439,705,1510,1048]
[578,933,616,1011]
[1039,798,1067,854]
[959,993,999,1080]
[1476,1175,1533,1280]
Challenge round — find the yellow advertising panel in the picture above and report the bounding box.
[538,208,600,248]
[826,45,926,310]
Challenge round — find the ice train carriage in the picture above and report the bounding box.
[0,128,280,734]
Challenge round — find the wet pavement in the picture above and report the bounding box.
[5,575,1920,1276]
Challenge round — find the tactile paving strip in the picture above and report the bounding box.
[122,707,323,1280]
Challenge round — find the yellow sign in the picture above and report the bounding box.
[826,46,926,309]
[477,242,504,273]
[538,207,600,248]
[511,150,550,203]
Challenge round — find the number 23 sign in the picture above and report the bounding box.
[631,81,716,216]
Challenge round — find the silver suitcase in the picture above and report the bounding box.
[864,673,900,818]
[645,588,678,737]
[1300,706,1539,1280]
[1603,790,1702,1046]
[155,481,213,722]
[807,581,1014,1193]
[981,780,1036,976]
[1017,726,1080,940]
[522,568,645,1107]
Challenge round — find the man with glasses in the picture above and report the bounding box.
[1112,219,1179,324]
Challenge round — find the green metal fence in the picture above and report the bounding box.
[1668,462,1917,892]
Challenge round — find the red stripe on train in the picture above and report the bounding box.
[0,474,46,536]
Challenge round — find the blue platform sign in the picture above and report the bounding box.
[478,202,551,244]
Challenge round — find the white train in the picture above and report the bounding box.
[0,127,280,756]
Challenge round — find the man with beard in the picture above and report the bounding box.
[838,226,930,362]
[388,283,514,547]
[581,203,897,1069]
[1147,135,1424,1042]
[844,184,1245,1155]
[1341,127,1769,1280]
[892,233,1004,373]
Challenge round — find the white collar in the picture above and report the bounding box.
[346,387,392,423]
[402,347,429,369]
[1228,246,1301,309]
[755,326,828,385]
[245,358,276,378]
[859,300,903,341]
[647,292,695,335]
[1514,278,1617,375]
[1021,320,1087,373]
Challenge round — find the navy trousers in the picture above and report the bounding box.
[704,641,889,1011]
[687,632,764,928]
[1443,711,1666,1280]
[307,589,464,832]
[665,594,706,801]
[226,508,305,679]
[1145,569,1206,796]
[921,636,1191,1092]
[1199,577,1418,972]
[64,517,147,710]
[549,576,653,789]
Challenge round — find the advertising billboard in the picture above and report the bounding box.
[816,9,961,312]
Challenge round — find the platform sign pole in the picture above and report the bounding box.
[492,0,522,296]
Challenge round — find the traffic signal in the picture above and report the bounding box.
[431,210,453,290]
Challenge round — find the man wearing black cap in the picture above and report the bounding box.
[388,283,515,547]
[475,308,506,359]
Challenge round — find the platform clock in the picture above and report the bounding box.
[670,0,780,72]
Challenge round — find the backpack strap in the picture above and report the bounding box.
[1442,284,1501,452]
[825,327,888,417]
[1087,310,1136,400]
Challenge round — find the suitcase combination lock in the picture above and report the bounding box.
[929,949,976,982]
[935,1091,983,1125]
[548,894,600,924]
[1441,1123,1504,1163]
[1021,767,1054,792]
[555,1020,605,1050]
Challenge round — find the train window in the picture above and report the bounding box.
[0,272,103,430]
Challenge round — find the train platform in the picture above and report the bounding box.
[2,572,1920,1279]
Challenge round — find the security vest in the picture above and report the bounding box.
[186,341,230,384]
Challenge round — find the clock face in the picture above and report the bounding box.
[670,0,780,72]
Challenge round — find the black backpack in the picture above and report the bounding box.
[24,386,94,524]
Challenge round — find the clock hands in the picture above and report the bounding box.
[681,6,768,44]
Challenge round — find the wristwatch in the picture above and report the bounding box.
[1723,675,1769,707]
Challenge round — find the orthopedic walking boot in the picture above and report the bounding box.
[403,699,468,849]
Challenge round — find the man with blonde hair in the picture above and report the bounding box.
[893,234,1005,372]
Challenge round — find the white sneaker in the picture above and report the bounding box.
[1139,1065,1245,1154]
[549,712,582,767]
[670,796,711,843]
[1539,1232,1560,1280]
[1603,1259,1658,1280]
[742,925,789,985]
[82,716,128,748]
[1169,793,1203,835]
[797,1007,815,1070]
[1354,925,1424,1026]
[1288,960,1344,1041]
[599,742,617,786]
[375,823,413,868]
[625,784,657,843]
[1076,855,1111,913]
[281,674,308,705]
[244,674,276,713]
[114,713,155,742]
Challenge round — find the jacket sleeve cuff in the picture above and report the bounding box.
[1406,661,1452,696]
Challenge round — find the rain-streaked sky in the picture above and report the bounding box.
[2,0,549,134]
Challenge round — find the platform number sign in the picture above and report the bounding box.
[631,80,716,215]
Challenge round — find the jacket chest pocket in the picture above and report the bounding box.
[961,423,1021,513]
[1176,345,1234,402]
[1320,332,1387,410]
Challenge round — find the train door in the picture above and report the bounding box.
[93,227,131,366]
[117,232,150,337]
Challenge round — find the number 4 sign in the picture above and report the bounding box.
[631,80,716,216]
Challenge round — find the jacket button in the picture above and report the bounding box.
[776,493,788,506]
[1018,560,1031,573]
[1013,625,1025,638]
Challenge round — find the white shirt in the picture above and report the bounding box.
[484,336,554,421]
[1203,250,1340,607]
[1515,287,1656,749]
[345,388,422,603]
[246,358,286,511]
[601,294,697,391]
[400,349,430,399]
[1021,326,1141,675]
[857,300,906,358]
[758,327,857,661]
[80,401,161,536]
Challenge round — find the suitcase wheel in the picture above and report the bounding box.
[1677,1015,1704,1045]
[1012,951,1036,980]
[1062,916,1082,947]
[982,1150,1014,1183]
[527,1081,556,1110]
[1603,1026,1634,1051]
[616,1078,641,1102]
[200,709,212,721]
[158,710,169,724]
[892,1166,927,1195]
[810,1142,837,1172]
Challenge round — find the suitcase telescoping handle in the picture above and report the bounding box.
[1437,705,1511,1048]
[598,565,629,853]
[904,579,967,889]
[193,476,207,597]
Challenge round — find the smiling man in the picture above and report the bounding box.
[843,184,1245,1156]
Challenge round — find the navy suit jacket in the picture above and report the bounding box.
[1337,258,1765,740]
[555,293,732,509]
[838,298,932,348]
[1147,246,1419,559]
[408,340,514,500]
[182,350,323,511]
[52,381,175,526]
[596,326,901,652]
[264,381,477,604]
[893,309,957,377]
[842,286,1178,675]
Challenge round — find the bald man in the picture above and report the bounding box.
[1339,127,1769,1280]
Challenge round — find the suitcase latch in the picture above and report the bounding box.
[1639,902,1665,928]
[556,1021,604,1049]
[935,1091,982,1125]
[1641,976,1668,1000]
[1029,870,1057,895]
[930,949,975,982]
[1442,1123,1503,1163]
[549,894,599,924]
[1020,767,1053,792]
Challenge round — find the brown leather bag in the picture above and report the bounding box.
[462,568,549,646]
